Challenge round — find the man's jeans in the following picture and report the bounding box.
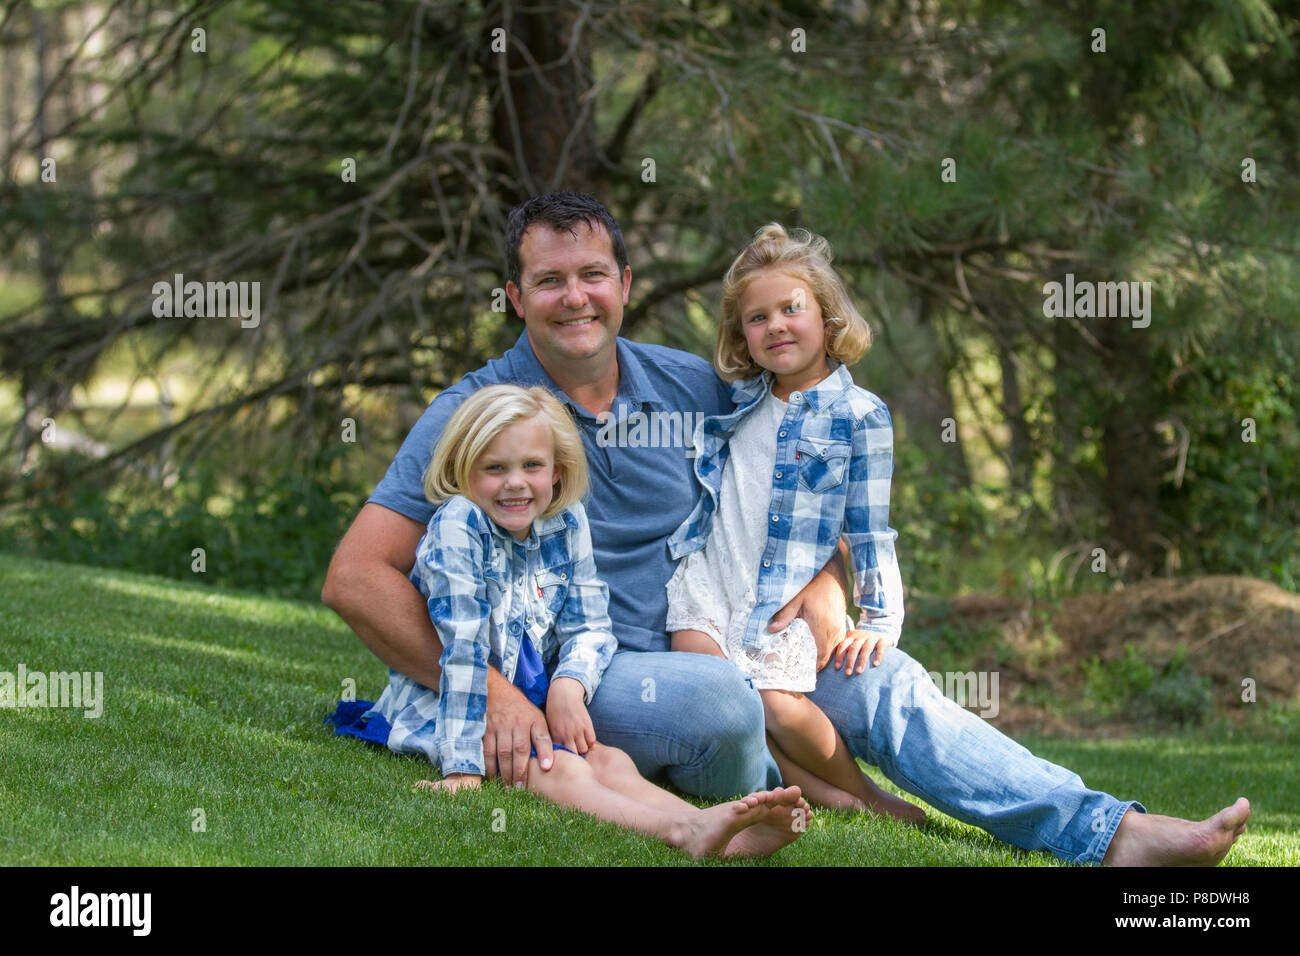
[586,647,1144,864]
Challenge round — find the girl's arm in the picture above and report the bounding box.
[549,502,619,703]
[843,401,906,649]
[414,498,496,777]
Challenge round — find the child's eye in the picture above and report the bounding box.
[748,313,765,323]
[785,303,803,313]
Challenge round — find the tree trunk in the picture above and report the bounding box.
[890,292,972,487]
[484,5,602,200]
[1099,319,1161,575]
[994,318,1031,495]
[20,5,68,471]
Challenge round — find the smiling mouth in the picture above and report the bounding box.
[557,317,597,327]
[497,498,533,510]
[767,340,796,350]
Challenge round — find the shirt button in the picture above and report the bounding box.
[779,430,787,438]
[791,393,802,403]
[771,515,779,523]
[774,471,782,478]
[763,560,770,567]
[560,572,567,580]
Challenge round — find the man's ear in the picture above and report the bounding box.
[505,281,526,319]
[620,265,632,305]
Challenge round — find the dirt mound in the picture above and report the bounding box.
[911,575,1300,736]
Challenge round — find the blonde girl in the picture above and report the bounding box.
[369,383,809,857]
[667,225,925,823]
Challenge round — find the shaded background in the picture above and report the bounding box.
[2,0,1297,617]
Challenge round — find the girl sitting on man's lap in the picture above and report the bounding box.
[371,383,808,858]
[667,223,926,824]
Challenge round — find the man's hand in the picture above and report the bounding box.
[414,773,482,794]
[485,668,553,787]
[768,559,849,672]
[545,677,597,755]
[832,629,888,674]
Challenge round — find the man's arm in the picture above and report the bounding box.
[321,503,444,686]
[320,502,556,783]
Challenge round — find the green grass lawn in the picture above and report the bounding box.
[1,552,1295,866]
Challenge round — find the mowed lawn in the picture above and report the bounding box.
[1,552,1295,866]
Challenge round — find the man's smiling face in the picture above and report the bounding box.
[506,221,631,369]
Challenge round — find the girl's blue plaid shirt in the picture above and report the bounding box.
[404,495,617,776]
[667,362,905,652]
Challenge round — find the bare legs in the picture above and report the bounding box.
[573,744,810,858]
[420,743,808,859]
[672,628,924,825]
[762,690,925,824]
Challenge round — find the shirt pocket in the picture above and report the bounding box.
[479,552,507,605]
[795,438,851,494]
[534,565,572,616]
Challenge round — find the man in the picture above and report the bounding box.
[322,192,1250,865]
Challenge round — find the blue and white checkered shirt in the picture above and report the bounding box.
[667,362,905,650]
[367,495,617,776]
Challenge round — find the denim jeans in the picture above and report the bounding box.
[587,646,1144,864]
[585,650,771,798]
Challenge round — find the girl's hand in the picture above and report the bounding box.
[546,678,597,754]
[833,630,887,674]
[415,773,482,794]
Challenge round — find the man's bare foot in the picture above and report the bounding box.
[1103,798,1251,866]
[724,786,811,858]
[672,791,775,859]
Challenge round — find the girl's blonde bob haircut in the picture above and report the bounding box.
[423,384,588,520]
[715,223,873,382]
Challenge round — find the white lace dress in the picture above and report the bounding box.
[665,387,819,692]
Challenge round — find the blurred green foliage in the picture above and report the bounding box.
[0,449,366,601]
[1081,644,1213,727]
[2,0,1297,599]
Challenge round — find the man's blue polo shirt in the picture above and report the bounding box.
[368,331,733,652]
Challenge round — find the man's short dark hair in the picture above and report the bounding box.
[505,192,629,288]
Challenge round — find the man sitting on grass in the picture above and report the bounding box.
[323,191,1250,866]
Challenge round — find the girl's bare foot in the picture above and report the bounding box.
[672,792,774,859]
[724,786,811,858]
[789,769,925,826]
[414,776,481,795]
[787,772,862,812]
[859,776,927,826]
[1103,798,1251,866]
[767,744,925,825]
